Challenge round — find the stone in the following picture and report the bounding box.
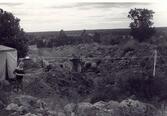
[119,99,157,116]
[23,113,37,116]
[77,102,93,116]
[6,103,19,111]
[64,103,76,113]
[93,101,106,109]
[106,100,119,109]
[13,95,37,108]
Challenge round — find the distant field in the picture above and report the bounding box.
[26,27,167,47]
[26,27,167,38]
[26,28,130,38]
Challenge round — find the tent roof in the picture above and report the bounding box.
[0,45,16,52]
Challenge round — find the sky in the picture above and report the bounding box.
[0,0,167,32]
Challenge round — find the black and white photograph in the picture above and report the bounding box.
[0,0,167,115]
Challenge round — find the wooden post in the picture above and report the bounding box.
[153,50,157,77]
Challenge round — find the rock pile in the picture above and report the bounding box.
[64,99,158,116]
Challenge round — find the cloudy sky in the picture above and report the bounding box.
[0,0,167,32]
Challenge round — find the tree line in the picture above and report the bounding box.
[36,30,101,48]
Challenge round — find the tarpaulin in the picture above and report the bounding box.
[0,46,17,80]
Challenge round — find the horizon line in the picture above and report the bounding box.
[25,26,167,33]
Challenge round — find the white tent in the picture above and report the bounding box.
[0,45,17,81]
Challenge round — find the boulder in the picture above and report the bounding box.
[77,102,94,116]
[23,112,38,116]
[12,95,37,107]
[64,102,76,116]
[73,100,157,116]
[92,101,117,116]
[6,103,19,111]
[64,103,76,113]
[47,110,58,116]
[64,103,78,116]
[119,99,157,116]
[105,100,119,110]
[6,103,30,115]
[36,99,47,110]
[9,95,49,115]
[77,102,114,116]
[93,101,106,109]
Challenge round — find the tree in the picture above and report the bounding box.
[128,8,156,42]
[58,29,67,40]
[0,9,28,58]
[93,32,101,43]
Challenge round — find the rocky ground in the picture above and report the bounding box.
[1,39,167,115]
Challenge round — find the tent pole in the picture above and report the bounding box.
[153,49,157,77]
[5,58,9,80]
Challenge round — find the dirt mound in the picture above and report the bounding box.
[43,70,94,101]
[24,78,55,98]
[38,42,165,102]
